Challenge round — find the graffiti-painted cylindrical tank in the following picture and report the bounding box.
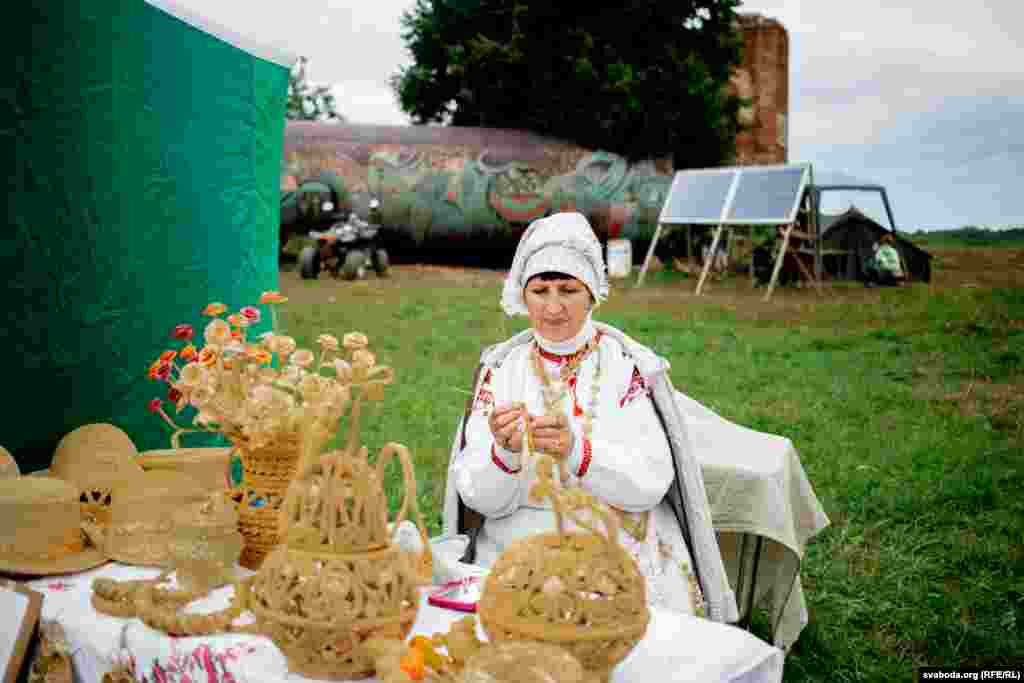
[281,122,674,261]
[280,14,789,262]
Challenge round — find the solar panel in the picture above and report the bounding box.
[726,166,808,223]
[658,164,810,225]
[658,169,737,224]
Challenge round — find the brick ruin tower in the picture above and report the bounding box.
[731,14,789,165]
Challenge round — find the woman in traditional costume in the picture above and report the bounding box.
[443,212,738,623]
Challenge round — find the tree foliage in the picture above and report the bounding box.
[391,1,745,166]
[287,56,344,122]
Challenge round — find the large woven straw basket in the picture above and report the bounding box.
[228,433,302,569]
[241,443,429,680]
[477,457,649,683]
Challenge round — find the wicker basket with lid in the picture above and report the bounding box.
[477,456,649,683]
[241,441,430,680]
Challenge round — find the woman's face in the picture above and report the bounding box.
[524,275,592,342]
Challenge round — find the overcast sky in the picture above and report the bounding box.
[170,0,1022,230]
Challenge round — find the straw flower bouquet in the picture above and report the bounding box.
[147,291,394,568]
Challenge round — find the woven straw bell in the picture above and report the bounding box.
[43,423,145,524]
[242,444,429,680]
[0,476,106,576]
[83,470,207,567]
[477,456,650,683]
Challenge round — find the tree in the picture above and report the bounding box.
[391,1,745,167]
[287,56,344,122]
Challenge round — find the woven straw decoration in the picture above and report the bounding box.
[85,471,207,567]
[169,492,243,594]
[136,445,233,492]
[460,641,585,683]
[477,456,650,683]
[229,433,302,569]
[241,442,429,680]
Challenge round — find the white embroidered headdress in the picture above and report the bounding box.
[501,212,609,317]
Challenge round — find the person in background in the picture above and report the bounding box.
[869,233,906,286]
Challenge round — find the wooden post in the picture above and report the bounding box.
[763,223,793,302]
[636,222,665,286]
[750,227,756,287]
[695,223,724,296]
[685,225,692,272]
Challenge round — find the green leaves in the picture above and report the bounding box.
[391,1,743,164]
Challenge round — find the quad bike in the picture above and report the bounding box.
[299,199,389,280]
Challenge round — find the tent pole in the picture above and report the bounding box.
[763,222,793,302]
[695,223,724,296]
[636,221,664,286]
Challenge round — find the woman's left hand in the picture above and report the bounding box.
[529,414,575,460]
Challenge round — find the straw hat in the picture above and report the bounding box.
[84,470,208,567]
[0,477,106,576]
[0,446,18,478]
[37,423,145,524]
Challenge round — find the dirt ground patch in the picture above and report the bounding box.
[279,245,1023,320]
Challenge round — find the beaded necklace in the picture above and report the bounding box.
[529,331,650,543]
[529,332,603,441]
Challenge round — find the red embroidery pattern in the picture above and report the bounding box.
[491,444,521,474]
[619,367,648,408]
[45,580,74,592]
[473,369,495,413]
[134,642,260,683]
[577,438,593,478]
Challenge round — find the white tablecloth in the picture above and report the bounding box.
[29,562,784,683]
[676,391,831,649]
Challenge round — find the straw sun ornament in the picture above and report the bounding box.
[147,292,391,467]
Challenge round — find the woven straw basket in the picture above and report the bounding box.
[241,443,430,680]
[477,457,650,683]
[229,434,302,569]
[137,447,233,492]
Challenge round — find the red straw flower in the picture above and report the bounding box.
[172,324,194,341]
[154,363,171,381]
[147,398,163,413]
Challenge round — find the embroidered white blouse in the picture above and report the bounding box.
[451,323,705,616]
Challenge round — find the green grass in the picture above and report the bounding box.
[275,269,1024,680]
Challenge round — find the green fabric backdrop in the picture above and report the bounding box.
[1,0,291,471]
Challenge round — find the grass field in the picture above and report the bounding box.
[274,243,1023,681]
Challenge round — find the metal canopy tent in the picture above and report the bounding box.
[637,163,817,301]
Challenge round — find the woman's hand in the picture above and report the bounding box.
[529,414,574,460]
[489,404,526,452]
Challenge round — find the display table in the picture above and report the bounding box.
[28,562,784,683]
[675,391,831,650]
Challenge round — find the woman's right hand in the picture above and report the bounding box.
[489,403,525,452]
